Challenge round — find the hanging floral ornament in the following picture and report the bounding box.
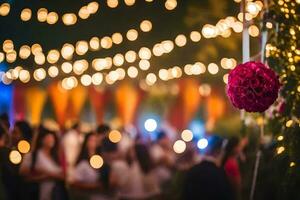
[227,61,280,113]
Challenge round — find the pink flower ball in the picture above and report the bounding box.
[227,61,280,113]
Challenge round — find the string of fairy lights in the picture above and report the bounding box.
[0,0,263,87]
[0,0,177,26]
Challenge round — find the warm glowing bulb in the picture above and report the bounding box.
[80,74,92,86]
[140,20,152,32]
[61,43,74,60]
[101,36,113,49]
[138,47,152,60]
[46,12,59,24]
[127,66,138,78]
[17,140,31,154]
[47,50,60,64]
[139,60,150,70]
[207,63,219,74]
[19,45,31,59]
[9,150,22,165]
[48,66,59,78]
[20,8,32,21]
[62,13,77,25]
[89,37,100,50]
[92,72,103,85]
[37,8,48,22]
[181,130,193,142]
[113,54,124,66]
[126,29,138,41]
[173,140,186,154]
[89,155,104,169]
[107,0,119,8]
[76,41,89,55]
[190,31,201,42]
[112,33,123,44]
[165,0,177,10]
[0,3,10,16]
[78,6,90,19]
[175,34,187,47]
[61,62,73,74]
[109,130,122,143]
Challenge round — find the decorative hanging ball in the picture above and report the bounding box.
[227,61,280,113]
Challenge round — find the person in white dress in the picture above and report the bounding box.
[71,132,111,200]
[20,126,67,200]
[61,122,84,182]
[109,141,160,200]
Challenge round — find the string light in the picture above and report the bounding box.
[20,8,32,21]
[181,129,193,142]
[89,155,104,169]
[61,62,73,74]
[19,45,31,59]
[145,73,157,86]
[165,0,178,11]
[0,3,10,16]
[17,140,31,154]
[126,29,139,41]
[81,74,92,86]
[139,60,150,70]
[89,37,100,51]
[46,12,59,24]
[140,20,153,32]
[76,41,89,55]
[207,63,219,74]
[127,66,139,78]
[175,34,187,47]
[48,66,59,78]
[91,72,103,85]
[62,13,77,26]
[173,140,186,154]
[37,8,48,22]
[138,47,152,60]
[9,150,22,165]
[109,130,122,143]
[190,31,201,42]
[124,0,136,6]
[112,33,123,45]
[107,0,119,8]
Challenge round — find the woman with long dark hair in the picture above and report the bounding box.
[20,126,67,200]
[71,132,111,200]
[222,136,242,200]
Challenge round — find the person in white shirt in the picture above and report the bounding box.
[20,126,67,200]
[71,132,111,200]
[61,122,84,182]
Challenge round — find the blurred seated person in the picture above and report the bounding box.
[20,126,68,200]
[183,135,233,200]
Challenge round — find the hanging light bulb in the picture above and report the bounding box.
[61,43,74,60]
[47,49,60,64]
[19,45,31,59]
[0,3,10,16]
[46,12,59,24]
[37,8,48,22]
[111,33,123,44]
[78,6,90,19]
[140,20,152,32]
[126,29,138,41]
[89,37,100,50]
[76,41,89,55]
[62,13,77,26]
[20,8,32,21]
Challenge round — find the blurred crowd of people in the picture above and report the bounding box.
[0,113,248,200]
